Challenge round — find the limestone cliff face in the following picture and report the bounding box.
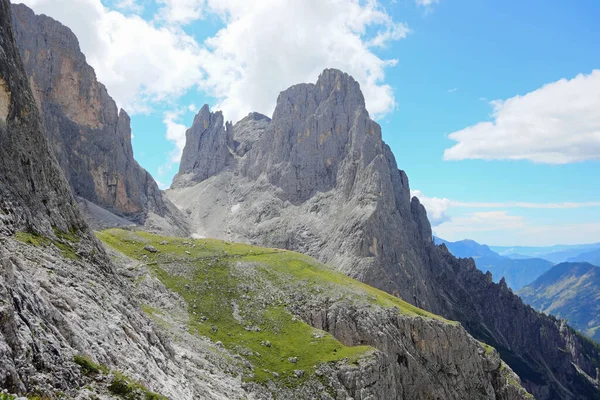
[168,69,600,399]
[10,4,187,234]
[0,0,89,242]
[174,105,235,187]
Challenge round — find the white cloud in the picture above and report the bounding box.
[21,0,407,124]
[435,211,525,236]
[434,213,600,246]
[414,189,600,245]
[115,0,142,13]
[188,103,197,112]
[155,180,169,190]
[163,109,188,163]
[157,0,205,25]
[451,201,600,209]
[444,70,600,164]
[411,189,452,226]
[186,0,408,122]
[416,0,439,7]
[447,87,457,93]
[414,189,600,211]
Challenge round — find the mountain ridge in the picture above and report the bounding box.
[518,262,600,343]
[434,236,555,290]
[167,70,600,399]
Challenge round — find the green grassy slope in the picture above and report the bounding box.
[97,228,456,386]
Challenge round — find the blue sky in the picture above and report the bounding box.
[20,0,600,246]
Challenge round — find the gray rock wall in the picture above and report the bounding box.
[10,4,187,235]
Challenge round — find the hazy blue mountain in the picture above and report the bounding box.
[503,253,533,260]
[518,262,600,343]
[492,243,600,263]
[435,237,554,290]
[567,248,600,266]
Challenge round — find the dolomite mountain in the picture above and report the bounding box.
[9,3,188,235]
[168,70,600,399]
[0,2,535,399]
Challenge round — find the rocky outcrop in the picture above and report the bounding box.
[10,4,188,235]
[168,69,600,399]
[174,105,235,188]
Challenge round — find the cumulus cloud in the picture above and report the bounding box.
[411,190,452,226]
[444,70,600,164]
[157,0,205,25]
[20,0,407,123]
[115,0,142,13]
[193,0,408,122]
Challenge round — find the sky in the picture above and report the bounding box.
[16,0,600,246]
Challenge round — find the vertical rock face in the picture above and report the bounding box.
[0,0,87,241]
[169,69,600,399]
[174,105,235,187]
[10,4,185,233]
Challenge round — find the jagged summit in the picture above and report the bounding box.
[167,69,600,399]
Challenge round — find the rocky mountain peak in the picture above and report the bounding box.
[174,104,233,187]
[168,68,600,398]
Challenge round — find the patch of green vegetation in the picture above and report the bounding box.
[97,229,461,388]
[15,231,50,247]
[0,394,16,400]
[108,372,167,400]
[53,226,81,243]
[141,304,163,317]
[479,341,495,356]
[74,354,108,375]
[15,230,80,260]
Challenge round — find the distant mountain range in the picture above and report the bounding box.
[518,262,600,343]
[568,248,600,266]
[434,237,554,291]
[491,243,600,264]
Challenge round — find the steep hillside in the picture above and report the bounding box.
[435,237,554,290]
[167,69,600,399]
[10,3,188,236]
[518,262,600,342]
[98,228,531,399]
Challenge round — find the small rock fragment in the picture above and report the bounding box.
[143,245,158,253]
